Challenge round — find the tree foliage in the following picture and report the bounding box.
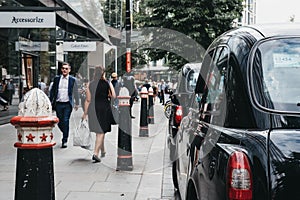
[134,0,244,70]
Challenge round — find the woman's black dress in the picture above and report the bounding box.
[88,79,113,133]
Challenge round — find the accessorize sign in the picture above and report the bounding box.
[63,42,97,52]
[0,12,55,28]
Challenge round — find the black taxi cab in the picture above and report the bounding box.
[167,63,201,160]
[173,23,300,200]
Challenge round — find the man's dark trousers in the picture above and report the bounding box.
[55,102,72,143]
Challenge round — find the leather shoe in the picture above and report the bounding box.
[131,116,135,119]
[92,154,101,163]
[61,143,67,148]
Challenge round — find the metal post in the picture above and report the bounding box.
[139,87,149,137]
[117,87,133,171]
[125,0,131,73]
[10,88,58,200]
[148,87,154,124]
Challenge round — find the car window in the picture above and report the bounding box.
[190,93,201,111]
[206,47,228,105]
[177,63,201,94]
[251,37,300,113]
[201,46,229,125]
[187,71,199,92]
[195,51,214,94]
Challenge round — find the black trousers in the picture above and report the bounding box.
[129,96,135,117]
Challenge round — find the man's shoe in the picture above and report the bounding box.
[131,116,136,119]
[61,143,67,148]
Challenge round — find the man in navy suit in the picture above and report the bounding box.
[50,62,79,148]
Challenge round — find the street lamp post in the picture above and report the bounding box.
[116,0,133,171]
[125,0,131,73]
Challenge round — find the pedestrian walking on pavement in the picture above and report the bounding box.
[123,73,138,118]
[50,62,79,148]
[152,81,158,103]
[82,66,116,163]
[7,79,15,105]
[142,78,151,91]
[158,79,166,105]
[110,72,120,124]
[38,78,47,93]
[110,72,120,107]
[0,80,9,111]
[79,78,89,111]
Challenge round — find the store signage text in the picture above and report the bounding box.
[15,41,49,51]
[63,42,97,52]
[0,12,55,28]
[11,17,45,24]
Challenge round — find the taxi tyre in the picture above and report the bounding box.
[172,159,179,191]
[186,180,198,200]
[169,142,176,161]
[164,100,172,119]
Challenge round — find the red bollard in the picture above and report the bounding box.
[10,88,58,200]
[117,87,133,171]
[147,87,154,124]
[139,87,149,137]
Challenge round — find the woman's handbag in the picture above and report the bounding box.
[73,119,92,150]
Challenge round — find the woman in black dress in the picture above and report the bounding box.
[82,66,116,163]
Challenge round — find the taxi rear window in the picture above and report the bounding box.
[251,37,300,113]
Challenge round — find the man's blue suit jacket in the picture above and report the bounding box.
[49,75,79,108]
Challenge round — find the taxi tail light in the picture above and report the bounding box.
[227,151,253,200]
[175,105,183,124]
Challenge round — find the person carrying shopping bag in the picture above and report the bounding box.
[82,66,116,163]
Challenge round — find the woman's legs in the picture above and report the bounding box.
[92,133,104,162]
[94,133,104,157]
[101,134,105,152]
[101,134,106,157]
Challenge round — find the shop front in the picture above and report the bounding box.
[0,0,112,123]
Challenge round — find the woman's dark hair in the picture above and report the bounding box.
[93,66,105,80]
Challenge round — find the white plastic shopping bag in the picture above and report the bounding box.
[73,119,92,150]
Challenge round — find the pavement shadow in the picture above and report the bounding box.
[70,158,91,164]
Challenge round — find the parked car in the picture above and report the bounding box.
[172,23,300,200]
[167,63,201,161]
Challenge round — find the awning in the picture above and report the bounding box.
[4,0,111,44]
[60,0,111,44]
[0,0,112,44]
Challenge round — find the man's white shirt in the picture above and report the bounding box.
[57,75,69,102]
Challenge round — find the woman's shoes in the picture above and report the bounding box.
[92,154,101,163]
[92,152,105,163]
[2,106,8,111]
[101,152,106,158]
